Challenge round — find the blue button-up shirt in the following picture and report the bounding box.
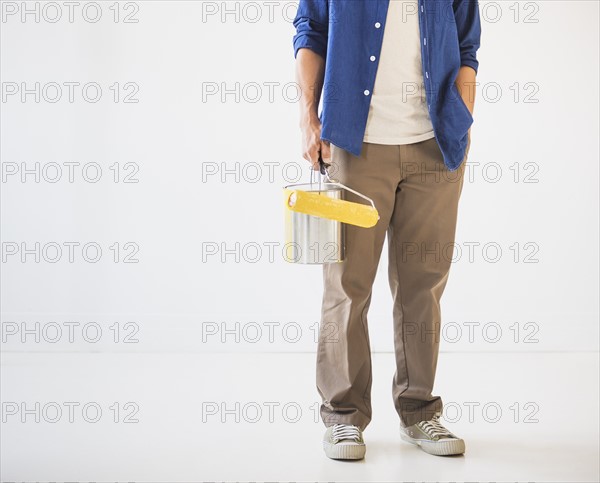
[292,0,481,171]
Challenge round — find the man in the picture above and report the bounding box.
[292,0,481,460]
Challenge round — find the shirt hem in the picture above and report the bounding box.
[362,130,436,145]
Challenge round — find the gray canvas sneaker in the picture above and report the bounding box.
[323,423,366,460]
[400,411,466,456]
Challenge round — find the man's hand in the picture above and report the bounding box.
[455,65,477,116]
[301,117,331,171]
[456,65,475,158]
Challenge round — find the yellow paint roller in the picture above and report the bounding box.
[285,189,379,228]
[284,161,380,229]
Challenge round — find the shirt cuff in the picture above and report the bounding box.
[460,58,479,74]
[293,35,327,60]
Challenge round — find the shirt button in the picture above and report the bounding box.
[370,55,376,61]
[424,38,427,45]
[375,22,381,28]
[364,90,370,96]
[425,71,429,78]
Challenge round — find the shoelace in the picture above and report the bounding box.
[417,413,453,439]
[332,424,361,444]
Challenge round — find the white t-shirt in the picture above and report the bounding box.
[363,0,435,145]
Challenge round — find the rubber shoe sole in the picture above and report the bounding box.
[400,432,465,456]
[323,441,366,460]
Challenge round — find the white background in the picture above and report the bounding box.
[2,0,598,355]
[1,2,599,483]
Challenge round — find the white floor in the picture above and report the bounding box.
[1,351,598,482]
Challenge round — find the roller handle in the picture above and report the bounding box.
[298,153,379,215]
[310,152,332,187]
[318,153,331,176]
[316,154,378,214]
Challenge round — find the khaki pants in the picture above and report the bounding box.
[317,134,470,430]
